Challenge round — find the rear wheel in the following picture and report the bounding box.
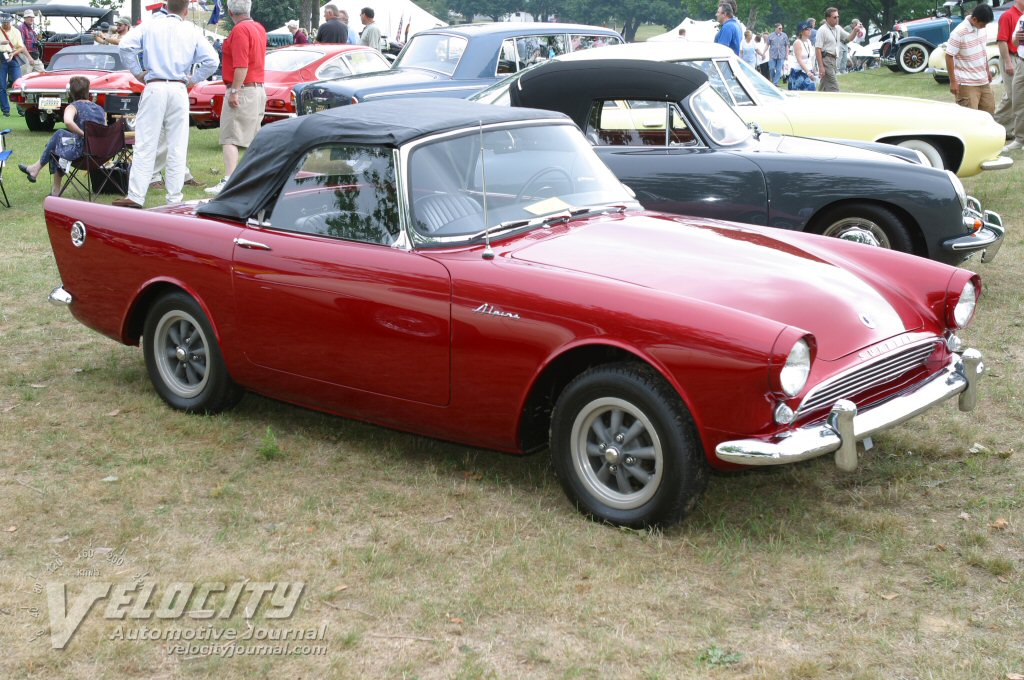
[24,108,55,132]
[989,55,1003,85]
[815,203,914,253]
[143,292,243,414]
[550,363,707,528]
[898,43,929,74]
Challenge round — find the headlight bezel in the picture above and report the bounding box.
[946,170,967,209]
[949,280,978,329]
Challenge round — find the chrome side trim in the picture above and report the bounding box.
[715,350,984,470]
[49,285,73,306]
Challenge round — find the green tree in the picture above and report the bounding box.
[563,0,680,41]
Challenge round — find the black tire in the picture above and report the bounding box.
[550,362,708,528]
[933,74,949,84]
[143,292,243,414]
[814,203,914,254]
[898,43,929,74]
[24,108,55,132]
[886,64,901,73]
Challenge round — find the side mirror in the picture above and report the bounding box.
[746,121,763,139]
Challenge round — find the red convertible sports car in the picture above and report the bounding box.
[44,100,985,528]
[188,44,391,128]
[9,44,143,131]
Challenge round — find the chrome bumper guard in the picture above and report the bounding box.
[945,196,1005,263]
[980,156,1013,171]
[48,285,73,306]
[716,349,983,471]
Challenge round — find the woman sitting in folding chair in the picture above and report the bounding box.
[18,76,106,195]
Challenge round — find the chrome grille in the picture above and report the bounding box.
[796,339,940,416]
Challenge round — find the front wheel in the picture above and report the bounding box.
[815,203,914,253]
[550,363,707,528]
[143,292,243,414]
[895,138,946,169]
[898,43,929,74]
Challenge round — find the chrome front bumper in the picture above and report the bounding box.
[980,156,1014,171]
[944,196,1005,263]
[716,349,983,471]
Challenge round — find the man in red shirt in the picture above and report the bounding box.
[993,0,1024,150]
[206,0,267,195]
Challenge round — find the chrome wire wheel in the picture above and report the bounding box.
[821,217,891,248]
[152,309,210,399]
[570,396,664,510]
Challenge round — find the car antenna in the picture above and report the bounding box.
[479,122,494,260]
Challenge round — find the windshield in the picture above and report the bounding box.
[468,62,546,105]
[264,49,323,72]
[49,51,120,72]
[688,86,751,146]
[394,34,469,76]
[729,57,786,102]
[408,123,635,243]
[345,50,391,74]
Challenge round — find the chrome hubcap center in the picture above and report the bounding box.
[175,346,187,362]
[603,446,621,464]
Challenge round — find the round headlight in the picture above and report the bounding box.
[946,170,967,208]
[953,281,977,328]
[780,339,811,397]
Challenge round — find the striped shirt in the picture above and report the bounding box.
[946,19,989,86]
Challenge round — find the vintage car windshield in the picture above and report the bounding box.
[728,57,786,102]
[49,51,120,72]
[265,49,323,72]
[408,123,634,243]
[468,63,546,105]
[394,34,469,76]
[688,86,750,146]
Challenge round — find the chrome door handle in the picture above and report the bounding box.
[234,237,271,251]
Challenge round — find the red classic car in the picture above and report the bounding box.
[9,44,143,131]
[188,44,391,128]
[43,100,985,528]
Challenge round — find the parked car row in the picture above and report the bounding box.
[32,20,1004,528]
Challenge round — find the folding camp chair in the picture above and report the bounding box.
[0,128,12,208]
[58,119,127,200]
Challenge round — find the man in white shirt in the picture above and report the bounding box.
[359,7,382,50]
[115,0,218,208]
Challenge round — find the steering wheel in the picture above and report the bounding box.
[515,167,574,203]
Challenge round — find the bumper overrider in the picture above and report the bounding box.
[944,196,1005,263]
[716,349,983,471]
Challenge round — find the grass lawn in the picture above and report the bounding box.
[0,69,1022,679]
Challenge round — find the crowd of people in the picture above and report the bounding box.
[4,2,1021,205]
[712,3,865,92]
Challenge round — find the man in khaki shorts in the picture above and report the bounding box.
[206,0,266,195]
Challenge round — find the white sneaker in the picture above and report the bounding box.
[205,177,229,195]
[1002,140,1023,153]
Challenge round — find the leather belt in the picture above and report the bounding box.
[241,82,263,88]
[148,78,186,84]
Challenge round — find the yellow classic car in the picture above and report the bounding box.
[927,41,1003,84]
[494,41,1010,177]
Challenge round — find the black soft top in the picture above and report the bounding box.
[5,4,115,19]
[197,98,569,222]
[509,59,709,129]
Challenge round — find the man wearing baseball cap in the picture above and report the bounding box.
[19,10,40,61]
[96,17,131,45]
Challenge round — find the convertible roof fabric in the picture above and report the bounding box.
[197,98,569,222]
[509,59,709,130]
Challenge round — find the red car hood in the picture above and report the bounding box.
[509,214,922,360]
[13,70,136,92]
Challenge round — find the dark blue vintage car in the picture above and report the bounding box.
[294,22,622,114]
[488,59,1004,265]
[881,0,1011,73]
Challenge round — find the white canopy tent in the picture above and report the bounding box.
[647,18,720,43]
[268,0,447,43]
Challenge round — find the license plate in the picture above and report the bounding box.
[38,96,62,111]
